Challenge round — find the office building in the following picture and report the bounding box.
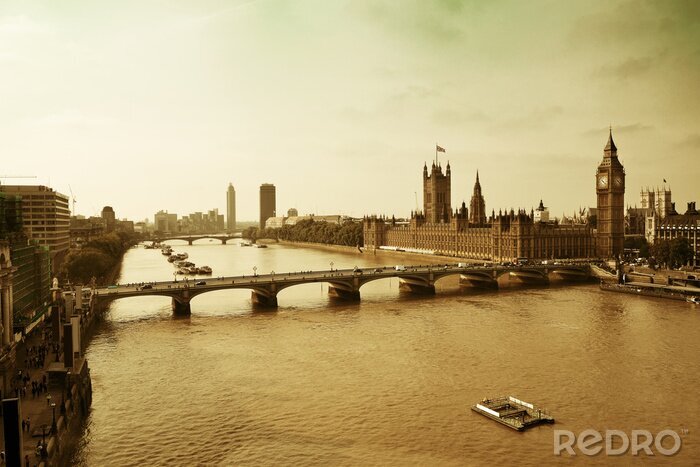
[260,183,276,230]
[227,183,236,232]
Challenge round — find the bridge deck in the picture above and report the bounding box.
[91,263,592,300]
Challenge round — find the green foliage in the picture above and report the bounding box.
[62,230,141,284]
[651,237,693,268]
[243,219,363,247]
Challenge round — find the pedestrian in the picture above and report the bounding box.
[21,419,25,431]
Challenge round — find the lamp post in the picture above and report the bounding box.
[46,393,52,407]
[271,270,275,281]
[330,261,334,272]
[253,266,257,277]
[51,402,57,434]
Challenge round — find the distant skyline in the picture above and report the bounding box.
[1,1,698,221]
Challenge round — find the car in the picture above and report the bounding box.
[195,281,207,286]
[374,268,383,273]
[395,265,406,271]
[142,284,153,289]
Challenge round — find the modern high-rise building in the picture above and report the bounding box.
[595,129,626,258]
[260,183,276,229]
[154,210,178,233]
[226,183,236,232]
[0,185,70,260]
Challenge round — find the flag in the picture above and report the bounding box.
[436,144,446,153]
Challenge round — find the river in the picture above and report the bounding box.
[69,241,700,465]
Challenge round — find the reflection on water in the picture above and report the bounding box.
[71,242,700,466]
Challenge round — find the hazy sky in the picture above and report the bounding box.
[1,0,698,222]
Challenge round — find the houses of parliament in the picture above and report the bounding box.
[363,131,625,261]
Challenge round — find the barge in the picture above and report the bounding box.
[471,396,554,431]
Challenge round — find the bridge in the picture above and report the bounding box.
[150,233,242,245]
[90,263,598,315]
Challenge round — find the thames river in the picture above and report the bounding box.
[70,241,699,466]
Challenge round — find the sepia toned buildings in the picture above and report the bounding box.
[364,132,625,261]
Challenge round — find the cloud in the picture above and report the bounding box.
[0,15,47,35]
[582,123,653,137]
[597,56,654,79]
[677,133,700,148]
[490,106,564,132]
[23,110,114,129]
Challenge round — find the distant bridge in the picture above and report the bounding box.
[151,233,242,245]
[91,263,597,315]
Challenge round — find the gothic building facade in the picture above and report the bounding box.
[364,132,625,261]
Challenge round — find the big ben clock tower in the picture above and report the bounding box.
[596,128,625,258]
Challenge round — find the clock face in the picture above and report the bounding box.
[614,176,623,187]
[598,175,608,188]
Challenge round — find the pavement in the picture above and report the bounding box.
[1,319,64,467]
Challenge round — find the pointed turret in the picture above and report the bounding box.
[604,127,617,155]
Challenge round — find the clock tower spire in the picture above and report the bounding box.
[596,127,625,258]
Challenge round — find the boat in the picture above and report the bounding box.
[253,244,267,248]
[471,396,554,431]
[240,242,252,247]
[687,296,700,304]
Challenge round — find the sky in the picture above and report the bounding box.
[1,0,699,222]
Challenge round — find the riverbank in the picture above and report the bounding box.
[0,257,123,465]
[275,240,486,265]
[601,281,700,302]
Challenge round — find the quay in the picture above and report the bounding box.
[600,281,700,301]
[1,286,94,467]
[91,262,600,315]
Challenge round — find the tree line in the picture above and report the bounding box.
[243,219,363,247]
[61,231,142,285]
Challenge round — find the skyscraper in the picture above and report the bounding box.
[226,183,236,232]
[259,184,276,230]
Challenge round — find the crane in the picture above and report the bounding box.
[68,185,77,215]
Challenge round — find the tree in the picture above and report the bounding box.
[651,239,671,268]
[669,237,693,268]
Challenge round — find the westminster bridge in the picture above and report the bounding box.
[89,262,611,315]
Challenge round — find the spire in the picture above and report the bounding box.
[604,126,617,154]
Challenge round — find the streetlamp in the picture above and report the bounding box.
[253,266,257,277]
[271,270,275,281]
[46,393,52,407]
[173,271,177,283]
[51,402,57,434]
[330,261,334,272]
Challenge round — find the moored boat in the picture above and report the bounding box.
[687,296,700,304]
[471,396,554,431]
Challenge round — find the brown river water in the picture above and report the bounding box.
[69,241,700,466]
